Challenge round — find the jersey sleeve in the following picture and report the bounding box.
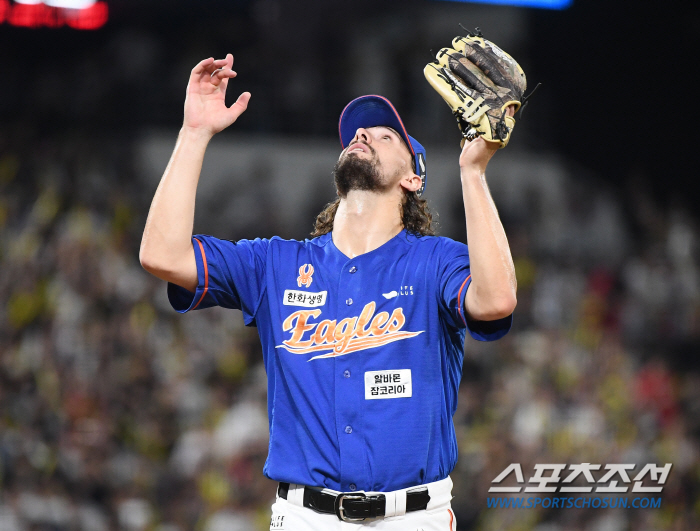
[167,234,269,325]
[437,238,512,341]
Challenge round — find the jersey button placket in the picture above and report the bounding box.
[335,260,364,491]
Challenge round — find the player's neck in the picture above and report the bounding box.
[332,190,403,259]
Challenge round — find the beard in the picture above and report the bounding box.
[333,148,389,197]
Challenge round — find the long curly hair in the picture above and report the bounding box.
[311,191,436,237]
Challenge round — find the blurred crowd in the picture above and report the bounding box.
[0,132,273,531]
[1,129,700,531]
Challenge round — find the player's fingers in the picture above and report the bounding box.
[210,68,237,78]
[191,57,215,77]
[220,74,231,91]
[218,55,235,89]
[209,69,237,87]
[191,58,231,88]
[195,58,230,82]
[228,92,251,120]
[203,58,229,76]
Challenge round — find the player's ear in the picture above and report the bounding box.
[399,172,422,193]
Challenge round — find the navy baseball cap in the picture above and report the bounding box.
[338,95,427,196]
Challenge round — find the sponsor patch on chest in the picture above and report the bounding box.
[283,289,327,307]
[364,369,412,399]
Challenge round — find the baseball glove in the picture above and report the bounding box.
[424,28,527,148]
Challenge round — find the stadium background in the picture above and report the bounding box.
[1,0,699,529]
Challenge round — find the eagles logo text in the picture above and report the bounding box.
[276,301,423,361]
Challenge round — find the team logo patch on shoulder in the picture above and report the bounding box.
[284,290,327,307]
[297,264,314,288]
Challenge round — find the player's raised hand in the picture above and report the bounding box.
[459,136,498,173]
[459,105,515,173]
[183,53,251,137]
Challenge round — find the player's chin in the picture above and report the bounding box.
[343,150,371,162]
[339,152,369,169]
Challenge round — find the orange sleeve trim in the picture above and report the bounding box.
[191,238,209,310]
[448,509,454,530]
[457,274,471,326]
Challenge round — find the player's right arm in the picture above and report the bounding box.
[139,54,250,292]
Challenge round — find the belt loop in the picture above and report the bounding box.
[383,491,396,517]
[426,476,453,511]
[288,484,305,507]
[382,490,407,517]
[395,490,407,516]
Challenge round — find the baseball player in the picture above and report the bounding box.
[140,52,517,530]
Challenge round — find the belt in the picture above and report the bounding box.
[278,482,431,522]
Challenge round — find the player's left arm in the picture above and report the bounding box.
[460,111,517,322]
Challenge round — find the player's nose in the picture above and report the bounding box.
[352,128,371,144]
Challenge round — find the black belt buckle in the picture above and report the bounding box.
[334,492,367,522]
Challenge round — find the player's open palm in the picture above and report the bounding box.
[183,53,251,136]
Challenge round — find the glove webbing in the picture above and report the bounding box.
[432,65,490,142]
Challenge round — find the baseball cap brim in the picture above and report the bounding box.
[338,95,427,196]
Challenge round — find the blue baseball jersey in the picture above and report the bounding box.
[168,230,511,492]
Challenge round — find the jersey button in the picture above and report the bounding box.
[346,298,353,305]
[349,484,357,491]
[349,266,357,273]
[345,425,352,434]
[343,370,351,378]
